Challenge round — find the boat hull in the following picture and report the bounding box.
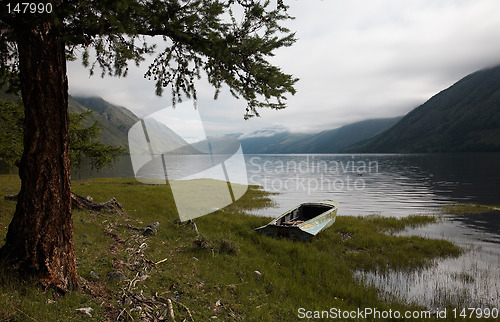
[255,201,338,241]
[255,224,315,241]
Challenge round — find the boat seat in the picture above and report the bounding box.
[282,220,304,226]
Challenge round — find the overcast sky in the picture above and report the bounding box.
[67,0,500,137]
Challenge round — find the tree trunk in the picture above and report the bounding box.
[0,22,77,292]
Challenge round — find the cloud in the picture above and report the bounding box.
[238,125,289,139]
[67,0,500,134]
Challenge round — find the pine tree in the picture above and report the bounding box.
[0,1,296,291]
[0,100,125,170]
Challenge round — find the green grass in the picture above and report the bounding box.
[442,203,500,215]
[0,175,462,320]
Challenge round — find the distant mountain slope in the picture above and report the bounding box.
[240,129,309,154]
[0,92,140,149]
[294,117,402,153]
[350,65,500,152]
[240,117,401,154]
[134,117,201,155]
[70,96,139,149]
[1,92,194,153]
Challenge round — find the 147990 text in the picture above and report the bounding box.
[6,2,53,14]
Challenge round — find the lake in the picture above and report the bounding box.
[70,153,500,217]
[245,153,500,217]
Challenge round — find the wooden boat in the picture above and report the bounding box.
[255,200,339,240]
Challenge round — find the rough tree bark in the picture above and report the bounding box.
[0,22,77,291]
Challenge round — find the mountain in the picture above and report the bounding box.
[0,92,142,150]
[131,117,201,155]
[70,96,139,149]
[240,117,401,154]
[349,65,500,152]
[239,127,309,154]
[292,117,402,153]
[1,93,191,152]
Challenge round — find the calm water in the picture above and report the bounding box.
[244,153,500,217]
[357,212,500,309]
[71,153,500,217]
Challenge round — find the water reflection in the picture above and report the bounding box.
[356,213,500,309]
[245,153,500,217]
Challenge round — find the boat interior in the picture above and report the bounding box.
[277,204,332,226]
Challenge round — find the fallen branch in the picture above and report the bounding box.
[116,308,134,321]
[155,258,168,265]
[123,224,143,231]
[103,228,125,244]
[109,231,195,321]
[4,192,124,213]
[71,192,123,212]
[12,306,37,322]
[155,294,194,322]
[167,299,175,321]
[169,297,195,321]
[187,220,199,234]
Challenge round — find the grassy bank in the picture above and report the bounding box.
[0,175,461,320]
[442,203,500,215]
